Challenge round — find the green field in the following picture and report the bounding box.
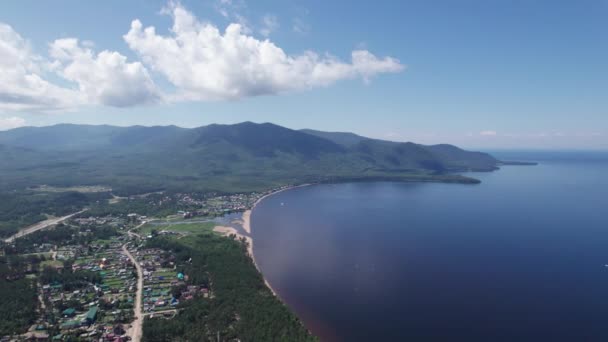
[22,252,53,259]
[136,222,216,236]
[41,260,63,268]
[30,185,113,193]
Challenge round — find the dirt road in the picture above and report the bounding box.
[123,243,144,342]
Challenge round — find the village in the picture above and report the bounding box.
[0,208,212,342]
[0,186,290,342]
[173,186,288,219]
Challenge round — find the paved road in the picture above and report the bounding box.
[4,210,87,243]
[123,243,144,342]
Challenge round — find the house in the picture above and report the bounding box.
[85,306,98,324]
[62,308,76,317]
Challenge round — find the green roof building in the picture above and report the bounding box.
[86,306,98,323]
[62,308,76,317]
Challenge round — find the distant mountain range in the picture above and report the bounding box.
[0,122,501,194]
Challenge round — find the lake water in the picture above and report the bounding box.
[251,152,608,341]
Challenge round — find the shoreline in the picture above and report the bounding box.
[214,183,312,297]
[217,177,472,298]
[245,184,313,296]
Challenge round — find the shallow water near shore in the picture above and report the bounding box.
[251,152,608,341]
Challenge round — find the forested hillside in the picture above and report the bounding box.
[0,122,499,195]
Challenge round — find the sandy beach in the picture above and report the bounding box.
[239,183,311,263]
[244,182,313,234]
[241,210,252,234]
[214,184,312,297]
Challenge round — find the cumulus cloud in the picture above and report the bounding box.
[124,2,404,101]
[0,22,159,111]
[49,38,161,107]
[0,23,81,112]
[0,2,404,112]
[0,116,26,130]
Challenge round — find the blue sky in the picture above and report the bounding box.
[0,0,606,149]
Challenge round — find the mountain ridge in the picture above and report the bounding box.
[0,122,500,194]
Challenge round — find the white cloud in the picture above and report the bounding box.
[0,116,26,130]
[0,23,81,112]
[0,22,159,112]
[49,38,161,107]
[260,14,279,37]
[124,2,404,101]
[0,2,404,112]
[479,130,497,136]
[233,14,252,35]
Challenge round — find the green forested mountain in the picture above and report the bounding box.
[299,129,368,147]
[0,122,499,194]
[300,128,498,171]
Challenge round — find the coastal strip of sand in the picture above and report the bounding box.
[241,210,252,234]
[239,183,312,261]
[214,183,312,296]
[242,182,313,234]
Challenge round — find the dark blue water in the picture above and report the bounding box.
[251,152,608,341]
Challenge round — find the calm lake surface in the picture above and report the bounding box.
[251,152,608,341]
